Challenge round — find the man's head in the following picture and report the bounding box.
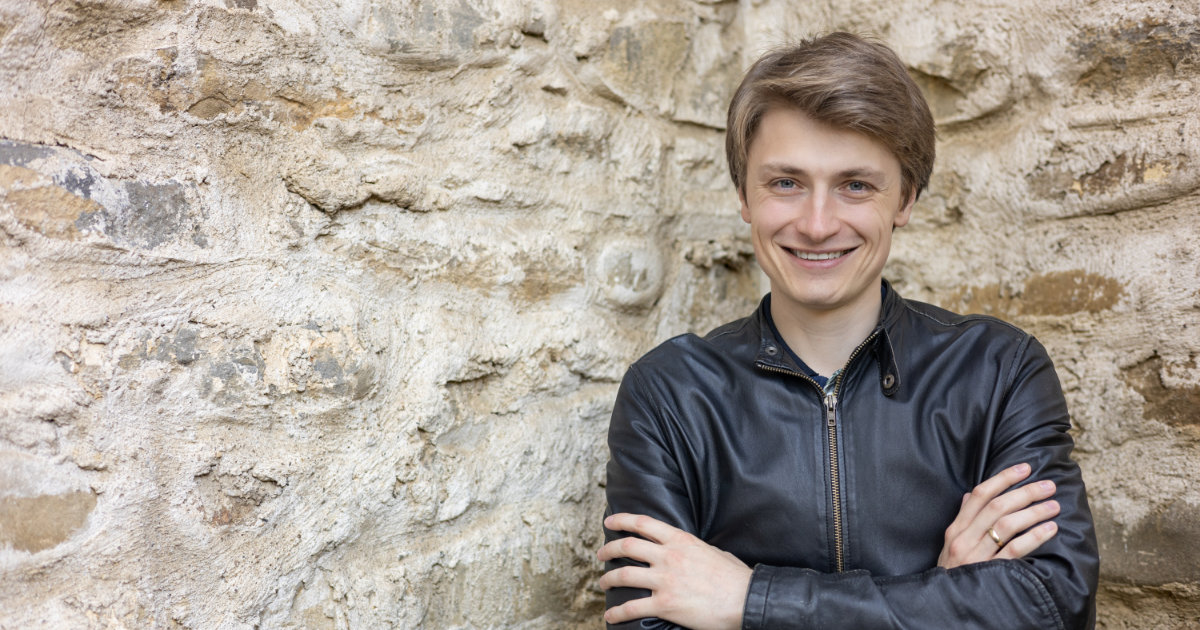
[725,32,935,205]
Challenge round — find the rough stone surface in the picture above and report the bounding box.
[0,0,1196,628]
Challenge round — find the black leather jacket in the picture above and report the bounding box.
[604,285,1098,629]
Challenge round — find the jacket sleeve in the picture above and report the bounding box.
[603,364,693,630]
[742,335,1099,630]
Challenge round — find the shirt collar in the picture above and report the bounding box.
[755,280,901,396]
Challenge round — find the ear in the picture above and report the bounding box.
[739,188,751,224]
[893,190,916,228]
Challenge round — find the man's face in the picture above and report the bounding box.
[740,107,914,320]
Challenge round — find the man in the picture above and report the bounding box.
[597,33,1098,629]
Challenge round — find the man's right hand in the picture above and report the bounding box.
[937,463,1060,569]
[598,513,751,630]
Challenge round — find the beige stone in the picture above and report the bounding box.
[0,0,1196,627]
[0,492,97,553]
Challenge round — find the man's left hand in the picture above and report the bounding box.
[597,513,752,630]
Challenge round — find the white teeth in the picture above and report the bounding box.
[791,249,847,260]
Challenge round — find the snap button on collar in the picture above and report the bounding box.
[882,373,896,389]
[765,345,778,356]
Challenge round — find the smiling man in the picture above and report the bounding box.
[598,33,1098,629]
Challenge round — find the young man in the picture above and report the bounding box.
[598,33,1098,629]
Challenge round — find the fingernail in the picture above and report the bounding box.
[1015,463,1031,475]
[1042,521,1057,532]
[1040,481,1055,492]
[1045,500,1060,512]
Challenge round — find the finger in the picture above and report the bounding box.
[996,500,1061,545]
[996,520,1058,560]
[604,595,657,625]
[964,463,1033,518]
[597,565,657,591]
[974,499,1060,558]
[977,481,1056,529]
[604,513,689,544]
[950,464,1032,535]
[597,535,664,564]
[963,479,1055,544]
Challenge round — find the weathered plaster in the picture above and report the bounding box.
[0,0,1196,627]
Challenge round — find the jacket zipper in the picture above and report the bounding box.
[759,330,879,574]
[825,331,879,572]
[824,389,843,572]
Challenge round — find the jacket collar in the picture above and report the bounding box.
[754,280,902,396]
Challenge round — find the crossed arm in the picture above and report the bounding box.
[597,335,1097,629]
[597,464,1061,629]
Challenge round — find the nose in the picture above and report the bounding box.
[793,190,839,242]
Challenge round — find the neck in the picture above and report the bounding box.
[769,283,883,377]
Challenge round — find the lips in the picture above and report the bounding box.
[787,247,854,261]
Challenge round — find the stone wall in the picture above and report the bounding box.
[0,0,1196,628]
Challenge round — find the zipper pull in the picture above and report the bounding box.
[824,392,837,427]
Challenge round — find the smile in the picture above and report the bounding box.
[787,248,853,261]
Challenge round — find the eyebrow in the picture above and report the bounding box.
[757,163,888,181]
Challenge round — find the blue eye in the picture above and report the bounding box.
[777,179,796,189]
[847,181,867,192]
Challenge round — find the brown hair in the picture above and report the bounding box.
[725,32,935,203]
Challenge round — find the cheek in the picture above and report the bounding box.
[748,222,782,257]
[752,198,794,224]
[869,226,895,262]
[752,216,788,245]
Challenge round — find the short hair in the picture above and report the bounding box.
[725,32,936,203]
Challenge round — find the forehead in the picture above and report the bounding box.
[747,107,900,174]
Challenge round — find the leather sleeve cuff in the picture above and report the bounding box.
[742,564,775,630]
